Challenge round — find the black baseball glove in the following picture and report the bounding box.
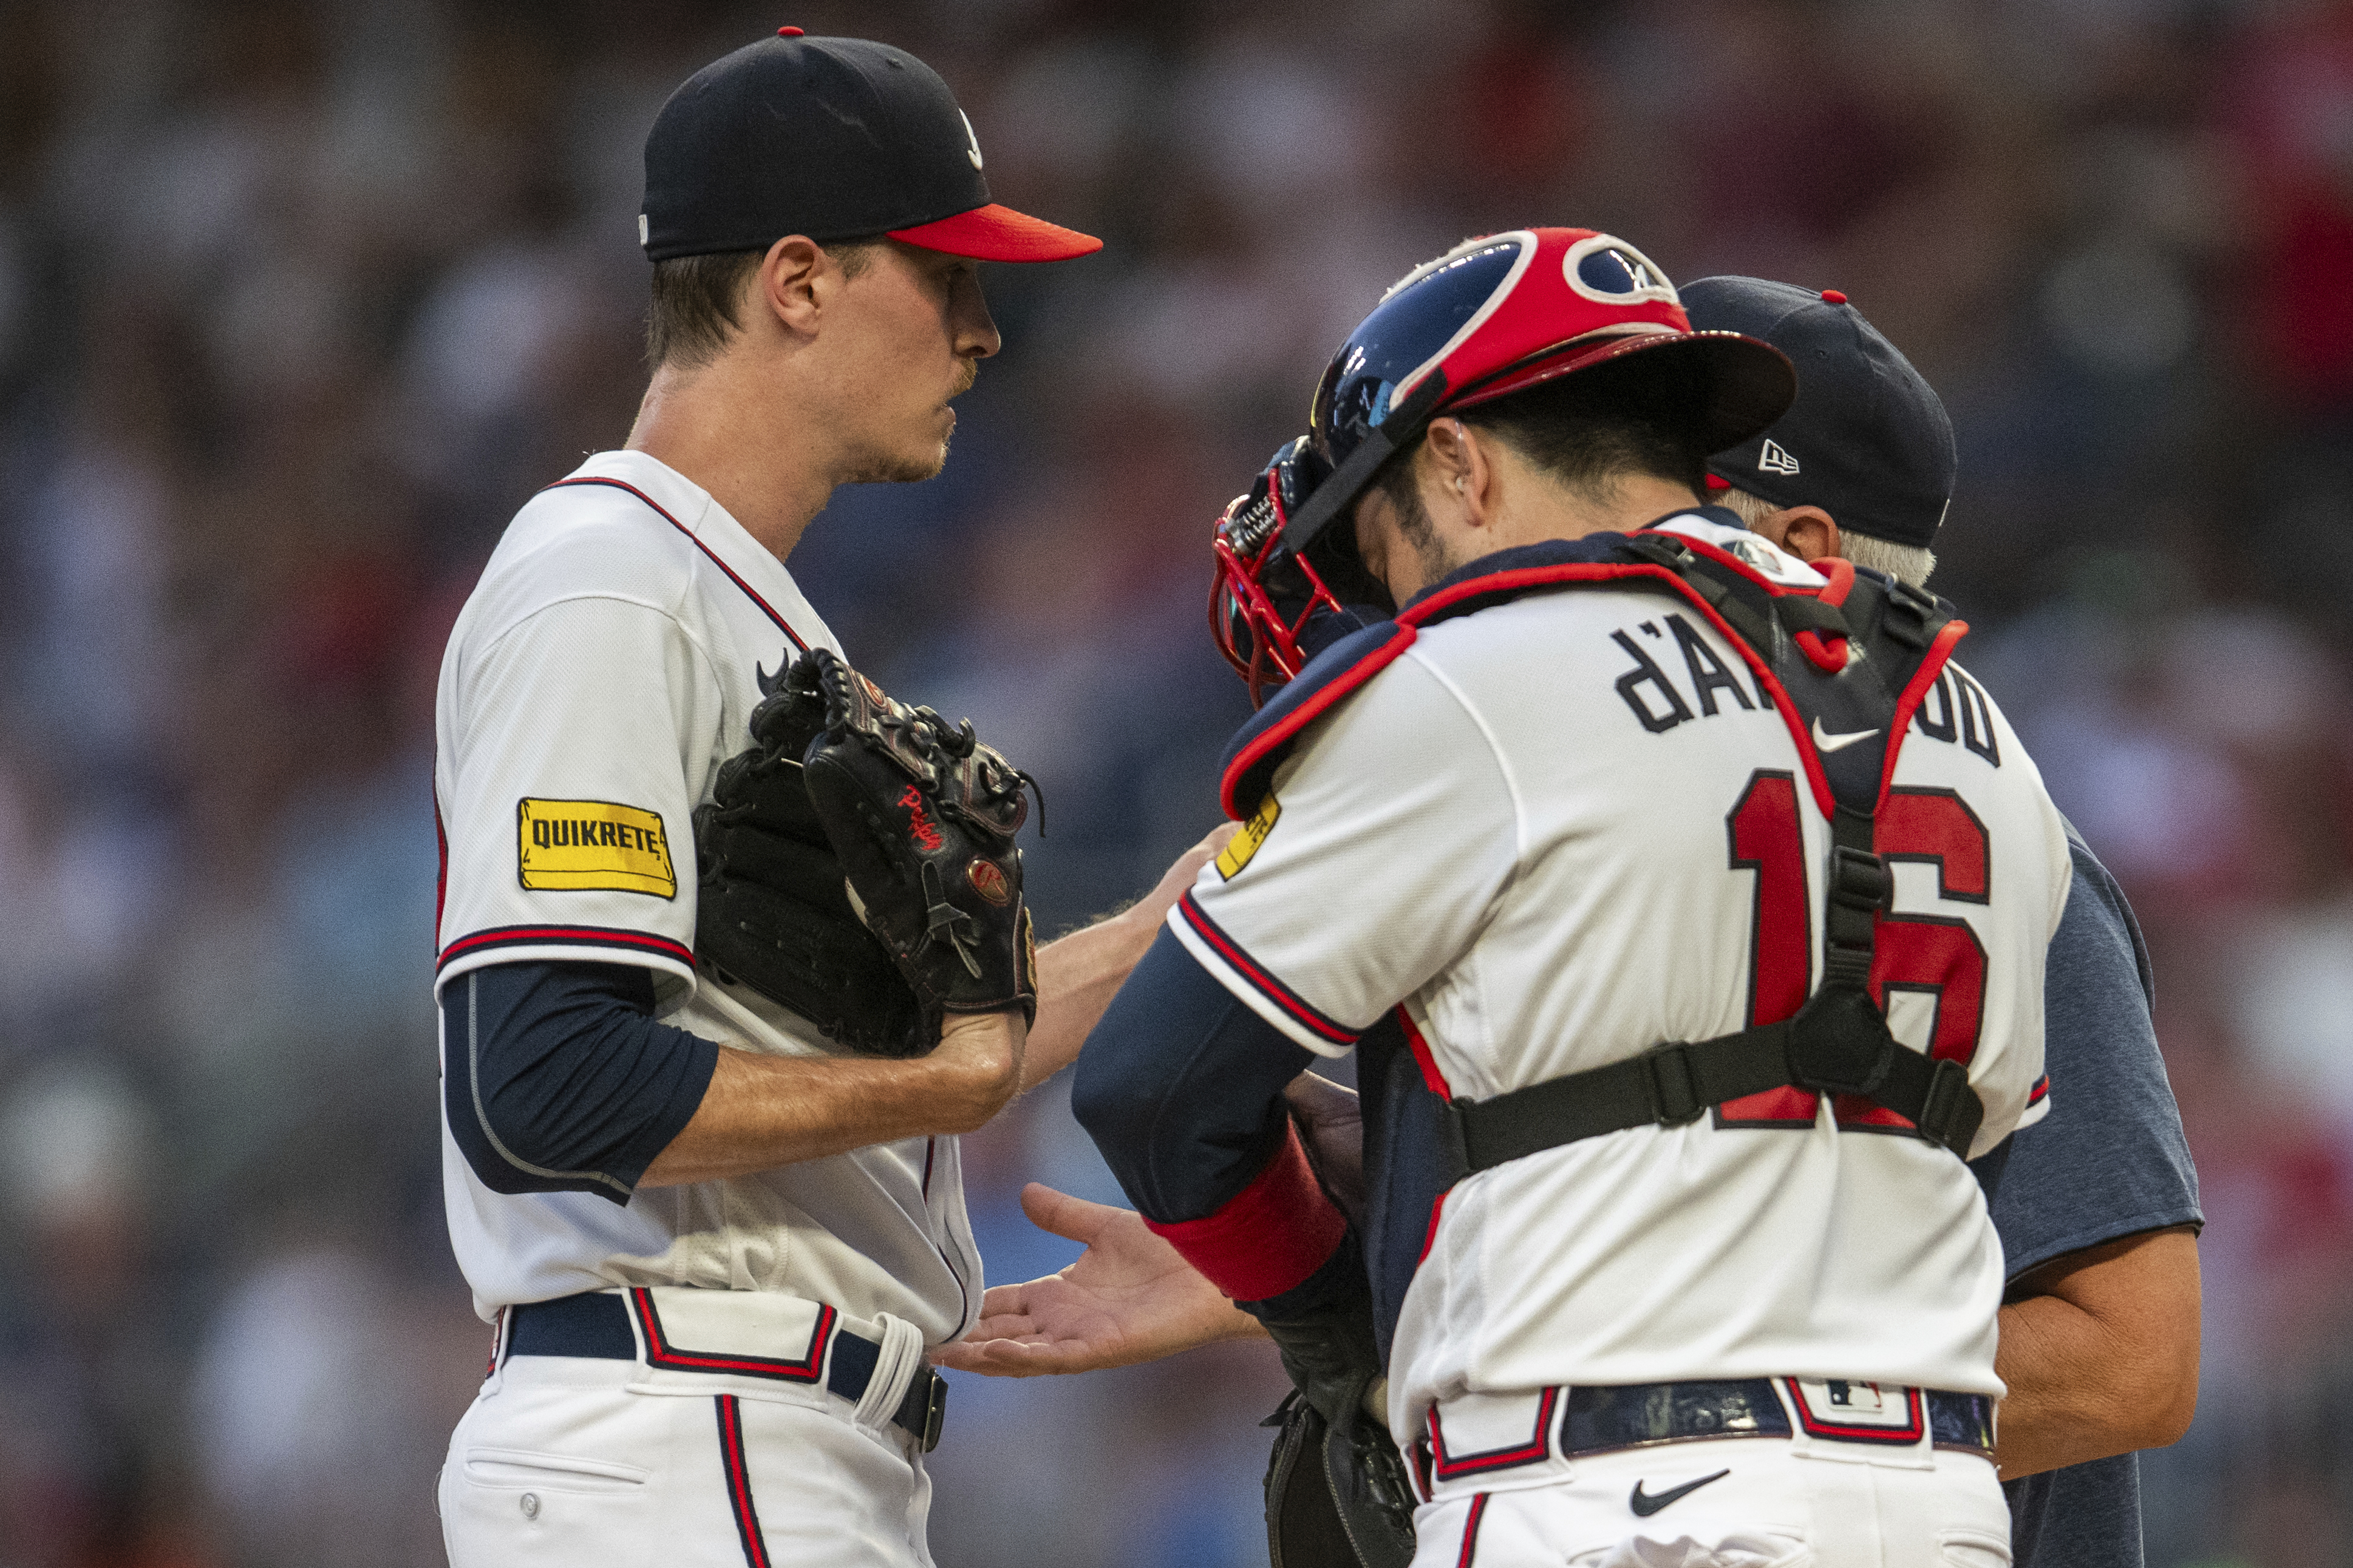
[1264,1390,1418,1568]
[693,663,929,1057]
[1253,1232,1417,1568]
[789,649,1038,1033]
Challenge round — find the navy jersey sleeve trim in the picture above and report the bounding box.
[443,960,721,1206]
[1072,926,1315,1224]
[1176,892,1361,1047]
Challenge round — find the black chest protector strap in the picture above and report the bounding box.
[1442,541,1986,1171]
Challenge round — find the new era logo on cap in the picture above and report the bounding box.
[1682,276,1956,551]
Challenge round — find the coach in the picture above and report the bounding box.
[1683,276,2204,1567]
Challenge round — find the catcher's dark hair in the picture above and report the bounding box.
[1460,351,1713,497]
[1371,350,1713,517]
[645,239,886,370]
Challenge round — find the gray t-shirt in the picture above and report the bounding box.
[1970,826,2203,1568]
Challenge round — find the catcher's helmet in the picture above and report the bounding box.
[1211,228,1797,700]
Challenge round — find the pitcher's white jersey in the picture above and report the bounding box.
[1171,517,2065,1436]
[433,450,979,1340]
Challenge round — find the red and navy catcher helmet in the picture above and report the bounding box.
[1211,228,1797,703]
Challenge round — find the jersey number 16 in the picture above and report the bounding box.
[1722,769,1989,1133]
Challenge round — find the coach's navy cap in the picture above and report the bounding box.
[1681,278,1955,550]
[640,30,1101,264]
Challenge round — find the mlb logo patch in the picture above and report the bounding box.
[1783,1378,1926,1445]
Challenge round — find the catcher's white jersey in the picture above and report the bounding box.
[1173,517,2066,1436]
[432,449,980,1341]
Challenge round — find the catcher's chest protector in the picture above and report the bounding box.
[1217,525,1972,1363]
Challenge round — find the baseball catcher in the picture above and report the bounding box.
[1065,227,2069,1568]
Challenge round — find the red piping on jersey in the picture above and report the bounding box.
[1176,892,1359,1046]
[1875,619,1971,810]
[1221,625,1419,819]
[1408,996,1454,1268]
[1455,1492,1491,1566]
[628,1288,834,1382]
[1399,560,1666,630]
[1409,1438,1436,1504]
[1143,1125,1347,1302]
[2028,1073,2049,1106]
[545,477,811,652]
[436,923,695,972]
[715,1396,774,1568]
[1426,1386,1560,1478]
[1417,1189,1450,1266]
[1398,1009,1455,1098]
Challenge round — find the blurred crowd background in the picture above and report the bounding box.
[0,0,2348,1563]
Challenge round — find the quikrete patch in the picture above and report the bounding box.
[517,798,676,897]
[1216,793,1280,880]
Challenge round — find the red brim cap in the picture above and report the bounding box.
[888,203,1102,262]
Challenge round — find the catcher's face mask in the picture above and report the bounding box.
[1210,438,1342,707]
[1209,228,1794,706]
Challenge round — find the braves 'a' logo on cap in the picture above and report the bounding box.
[1759,438,1800,475]
[961,110,984,170]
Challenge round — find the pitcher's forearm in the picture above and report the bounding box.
[1024,913,1160,1090]
[1022,824,1241,1092]
[641,1013,1024,1186]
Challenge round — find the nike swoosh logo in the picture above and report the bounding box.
[1629,1468,1731,1517]
[1813,717,1881,753]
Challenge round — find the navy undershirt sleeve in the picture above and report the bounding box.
[1072,926,1316,1225]
[441,960,721,1206]
[1968,823,2202,1568]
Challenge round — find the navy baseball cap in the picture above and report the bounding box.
[641,29,1101,264]
[1681,277,1954,549]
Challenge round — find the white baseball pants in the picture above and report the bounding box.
[1410,1434,2011,1568]
[439,1332,935,1567]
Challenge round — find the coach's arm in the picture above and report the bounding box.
[1992,1224,2201,1479]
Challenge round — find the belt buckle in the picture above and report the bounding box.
[917,1369,947,1453]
